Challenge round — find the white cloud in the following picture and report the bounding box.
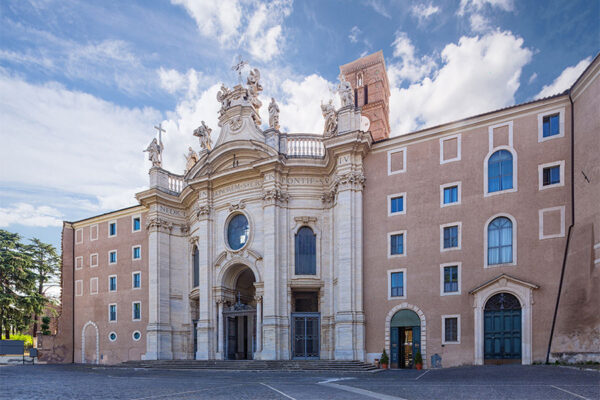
[411,3,440,22]
[458,0,514,15]
[363,0,391,18]
[469,14,490,32]
[349,26,361,43]
[0,72,160,220]
[391,32,437,84]
[0,203,63,228]
[535,57,592,99]
[171,0,242,45]
[278,74,336,134]
[528,72,537,84]
[388,31,532,135]
[172,0,293,62]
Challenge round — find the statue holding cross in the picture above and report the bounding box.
[144,123,166,167]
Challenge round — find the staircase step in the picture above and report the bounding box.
[120,359,378,371]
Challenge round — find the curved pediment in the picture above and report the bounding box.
[188,140,279,179]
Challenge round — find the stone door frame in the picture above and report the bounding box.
[81,320,99,364]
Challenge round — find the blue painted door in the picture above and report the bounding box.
[484,293,522,360]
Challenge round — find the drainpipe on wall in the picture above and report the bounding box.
[546,93,576,363]
[72,223,75,364]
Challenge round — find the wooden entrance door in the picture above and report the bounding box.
[484,293,522,361]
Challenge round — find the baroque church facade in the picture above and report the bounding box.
[41,51,600,368]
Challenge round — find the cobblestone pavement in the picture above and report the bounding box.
[0,364,598,400]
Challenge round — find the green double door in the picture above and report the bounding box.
[484,293,522,361]
[390,309,421,369]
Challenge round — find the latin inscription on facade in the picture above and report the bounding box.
[159,205,184,216]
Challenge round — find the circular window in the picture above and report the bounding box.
[108,332,117,342]
[227,214,249,250]
[132,331,141,341]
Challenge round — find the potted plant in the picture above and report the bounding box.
[414,351,423,370]
[380,349,389,369]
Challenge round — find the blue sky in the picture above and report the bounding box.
[1,0,598,250]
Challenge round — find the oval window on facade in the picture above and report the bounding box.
[109,332,117,342]
[227,214,249,250]
[132,331,141,341]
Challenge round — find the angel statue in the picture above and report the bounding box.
[246,68,263,110]
[338,73,354,108]
[321,99,338,137]
[184,146,199,173]
[216,84,231,115]
[268,98,280,130]
[144,138,163,167]
[193,121,212,151]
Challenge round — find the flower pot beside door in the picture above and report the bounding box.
[380,349,389,369]
[415,351,423,370]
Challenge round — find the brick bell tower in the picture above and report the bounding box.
[339,50,391,141]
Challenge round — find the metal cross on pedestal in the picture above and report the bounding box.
[231,56,248,85]
[154,123,166,145]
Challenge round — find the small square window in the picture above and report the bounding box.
[75,280,83,296]
[90,277,98,295]
[390,233,404,255]
[75,256,83,270]
[390,195,405,215]
[90,253,98,268]
[390,272,404,297]
[109,251,117,264]
[132,272,141,289]
[132,302,141,321]
[133,217,141,232]
[543,114,560,138]
[109,222,117,237]
[109,276,117,292]
[109,304,117,322]
[543,166,560,186]
[132,246,141,260]
[443,186,458,204]
[443,226,458,249]
[443,316,459,343]
[443,266,459,293]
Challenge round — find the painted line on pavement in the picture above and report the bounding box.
[551,385,591,400]
[414,370,430,380]
[128,383,246,399]
[319,381,407,400]
[260,382,297,400]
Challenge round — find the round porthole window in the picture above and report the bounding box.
[226,213,249,250]
[108,332,117,342]
[132,331,141,341]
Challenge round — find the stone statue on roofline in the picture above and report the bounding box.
[184,146,199,173]
[321,99,338,137]
[144,138,163,167]
[193,121,212,151]
[338,73,354,108]
[216,84,231,116]
[246,68,263,111]
[268,97,280,131]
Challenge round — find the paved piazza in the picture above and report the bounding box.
[1,364,598,400]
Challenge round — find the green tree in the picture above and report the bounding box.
[0,230,37,338]
[27,238,60,338]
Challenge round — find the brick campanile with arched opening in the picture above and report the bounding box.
[340,50,391,141]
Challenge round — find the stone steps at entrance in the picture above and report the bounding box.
[121,360,379,371]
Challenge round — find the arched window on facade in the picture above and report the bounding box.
[193,245,199,287]
[295,226,316,275]
[488,217,513,265]
[488,150,513,193]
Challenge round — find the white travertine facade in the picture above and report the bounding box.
[135,74,371,361]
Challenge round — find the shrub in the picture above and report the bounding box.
[9,334,33,349]
[415,351,423,365]
[41,316,51,335]
[380,349,389,364]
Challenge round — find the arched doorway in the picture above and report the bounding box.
[390,310,421,368]
[223,266,256,360]
[81,321,99,364]
[484,292,522,363]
